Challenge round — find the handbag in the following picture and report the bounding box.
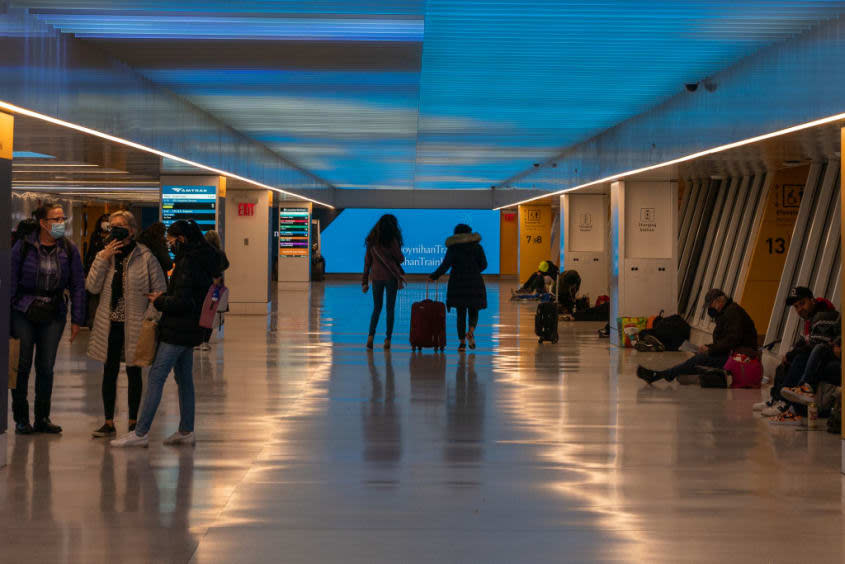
[8,337,20,389]
[199,284,228,329]
[134,319,159,367]
[723,352,762,389]
[25,296,58,323]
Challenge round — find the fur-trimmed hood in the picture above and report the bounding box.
[445,232,481,247]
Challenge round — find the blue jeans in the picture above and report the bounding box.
[799,344,840,389]
[369,279,398,338]
[10,310,66,423]
[135,342,195,436]
[658,352,730,381]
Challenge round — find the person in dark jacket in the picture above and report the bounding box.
[637,289,758,384]
[136,221,173,278]
[84,213,112,274]
[111,220,222,448]
[430,224,488,351]
[755,286,838,417]
[10,202,86,434]
[362,214,405,350]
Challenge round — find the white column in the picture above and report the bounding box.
[562,193,610,300]
[225,188,271,314]
[610,180,679,346]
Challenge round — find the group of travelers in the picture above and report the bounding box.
[636,285,841,428]
[9,202,228,449]
[362,214,488,352]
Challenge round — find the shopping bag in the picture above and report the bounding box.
[616,316,648,348]
[8,337,20,389]
[199,284,228,329]
[134,319,159,367]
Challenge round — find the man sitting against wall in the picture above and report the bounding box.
[637,289,758,384]
[754,286,837,416]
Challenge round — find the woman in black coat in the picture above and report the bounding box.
[430,224,488,351]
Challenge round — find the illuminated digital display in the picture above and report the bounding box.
[279,208,309,257]
[161,185,217,233]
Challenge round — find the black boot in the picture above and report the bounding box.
[15,422,34,435]
[636,365,662,385]
[33,417,62,434]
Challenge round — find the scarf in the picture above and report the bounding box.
[110,240,137,311]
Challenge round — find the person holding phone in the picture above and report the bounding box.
[9,202,86,434]
[85,210,166,437]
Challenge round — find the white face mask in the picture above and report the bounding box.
[101,221,110,232]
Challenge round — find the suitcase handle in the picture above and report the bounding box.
[426,280,439,301]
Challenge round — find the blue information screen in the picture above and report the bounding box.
[161,185,217,233]
[321,209,500,274]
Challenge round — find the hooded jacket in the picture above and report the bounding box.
[154,239,222,347]
[431,232,487,311]
[708,299,759,357]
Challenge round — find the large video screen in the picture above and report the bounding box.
[322,209,500,274]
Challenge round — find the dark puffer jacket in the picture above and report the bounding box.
[431,233,487,311]
[708,300,759,357]
[154,240,222,347]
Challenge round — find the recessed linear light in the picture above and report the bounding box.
[494,111,845,210]
[13,163,98,167]
[0,100,334,209]
[13,169,128,174]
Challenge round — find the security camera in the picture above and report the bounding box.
[685,83,699,92]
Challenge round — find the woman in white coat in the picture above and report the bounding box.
[86,211,166,437]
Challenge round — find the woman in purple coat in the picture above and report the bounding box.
[10,202,86,435]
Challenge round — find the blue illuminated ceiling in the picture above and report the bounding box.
[12,1,845,192]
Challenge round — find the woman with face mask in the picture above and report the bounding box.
[111,220,223,448]
[9,202,86,434]
[84,213,112,275]
[85,210,167,437]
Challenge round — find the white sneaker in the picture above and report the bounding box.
[200,343,211,352]
[110,432,149,448]
[761,400,788,417]
[163,431,195,446]
[752,399,774,411]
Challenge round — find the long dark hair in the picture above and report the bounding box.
[167,219,205,244]
[365,214,403,248]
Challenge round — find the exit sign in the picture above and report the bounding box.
[238,202,256,216]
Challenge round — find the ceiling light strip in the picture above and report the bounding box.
[494,111,845,210]
[0,100,334,208]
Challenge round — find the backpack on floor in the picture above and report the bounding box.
[635,332,665,352]
[651,314,691,351]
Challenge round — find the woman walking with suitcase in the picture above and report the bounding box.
[362,214,405,350]
[429,224,487,352]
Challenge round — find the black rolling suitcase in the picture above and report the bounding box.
[535,275,559,344]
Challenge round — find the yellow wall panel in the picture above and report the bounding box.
[0,112,12,160]
[740,165,809,333]
[499,210,518,276]
[518,204,552,284]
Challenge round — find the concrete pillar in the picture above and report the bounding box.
[225,188,272,314]
[610,180,679,346]
[562,193,610,300]
[0,112,12,467]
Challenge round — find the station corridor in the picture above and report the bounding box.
[0,281,840,563]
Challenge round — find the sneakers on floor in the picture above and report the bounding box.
[761,400,789,417]
[92,423,116,438]
[769,410,803,426]
[636,365,662,385]
[781,383,816,406]
[110,432,149,448]
[163,431,195,446]
[752,398,775,412]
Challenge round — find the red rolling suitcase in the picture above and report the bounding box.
[410,282,447,352]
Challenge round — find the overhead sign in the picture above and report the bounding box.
[161,184,217,233]
[279,207,309,257]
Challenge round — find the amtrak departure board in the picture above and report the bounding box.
[161,185,217,234]
[279,208,309,257]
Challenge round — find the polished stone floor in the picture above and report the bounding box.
[1,281,842,563]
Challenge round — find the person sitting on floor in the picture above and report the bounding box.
[637,289,758,384]
[513,260,558,295]
[755,286,837,416]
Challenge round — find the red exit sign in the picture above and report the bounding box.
[238,202,256,216]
